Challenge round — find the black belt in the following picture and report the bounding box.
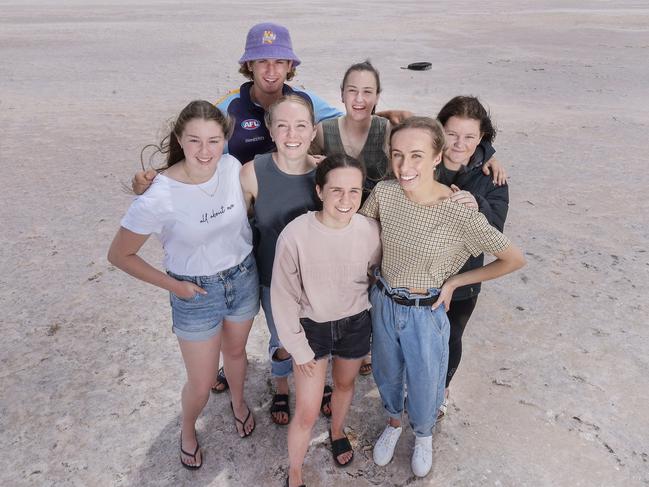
[376,280,438,307]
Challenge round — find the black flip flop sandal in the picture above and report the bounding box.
[179,433,202,470]
[230,401,255,438]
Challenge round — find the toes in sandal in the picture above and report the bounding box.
[179,433,202,470]
[320,385,333,418]
[270,393,290,425]
[359,362,372,376]
[330,430,354,467]
[211,367,229,393]
[230,401,255,438]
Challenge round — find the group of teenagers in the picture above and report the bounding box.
[107,22,525,485]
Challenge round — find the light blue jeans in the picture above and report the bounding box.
[370,275,450,437]
[260,285,293,378]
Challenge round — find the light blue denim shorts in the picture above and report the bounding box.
[167,253,260,341]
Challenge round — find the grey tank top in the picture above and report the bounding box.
[253,152,319,286]
[321,115,389,197]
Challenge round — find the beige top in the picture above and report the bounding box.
[359,179,511,289]
[271,212,381,364]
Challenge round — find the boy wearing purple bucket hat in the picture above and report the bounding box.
[215,22,342,164]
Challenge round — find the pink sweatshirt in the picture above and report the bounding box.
[271,211,382,364]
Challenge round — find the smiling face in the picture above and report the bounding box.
[443,116,483,170]
[268,100,316,158]
[341,69,379,121]
[390,127,442,194]
[316,166,364,228]
[248,59,292,96]
[179,118,225,176]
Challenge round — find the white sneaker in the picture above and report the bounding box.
[411,435,433,477]
[372,424,403,466]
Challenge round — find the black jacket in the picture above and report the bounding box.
[436,141,509,301]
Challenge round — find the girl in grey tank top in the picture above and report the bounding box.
[253,152,318,287]
[238,94,332,429]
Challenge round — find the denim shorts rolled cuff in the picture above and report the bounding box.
[270,346,293,378]
[224,299,260,323]
[261,286,293,378]
[173,322,222,342]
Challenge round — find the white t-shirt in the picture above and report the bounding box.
[121,154,253,276]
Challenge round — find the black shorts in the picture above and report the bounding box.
[300,309,371,360]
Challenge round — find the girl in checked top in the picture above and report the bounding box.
[360,116,525,478]
[108,101,259,470]
[271,154,381,487]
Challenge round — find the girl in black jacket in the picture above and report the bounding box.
[435,96,510,419]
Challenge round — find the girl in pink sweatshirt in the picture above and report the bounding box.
[271,154,381,487]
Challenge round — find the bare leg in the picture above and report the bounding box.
[221,317,254,436]
[330,357,363,465]
[287,358,328,487]
[177,332,222,466]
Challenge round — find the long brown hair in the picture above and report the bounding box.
[141,100,233,172]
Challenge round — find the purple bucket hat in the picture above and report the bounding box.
[238,22,301,67]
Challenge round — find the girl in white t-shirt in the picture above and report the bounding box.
[108,100,259,470]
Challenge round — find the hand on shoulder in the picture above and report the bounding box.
[132,169,157,195]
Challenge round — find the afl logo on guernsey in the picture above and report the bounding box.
[241,119,261,130]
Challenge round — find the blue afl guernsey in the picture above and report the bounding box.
[216,81,342,164]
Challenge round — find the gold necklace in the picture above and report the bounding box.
[182,161,219,197]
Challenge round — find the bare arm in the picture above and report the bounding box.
[375,109,413,125]
[311,123,325,155]
[239,160,258,216]
[107,227,205,299]
[382,119,391,159]
[432,243,526,311]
